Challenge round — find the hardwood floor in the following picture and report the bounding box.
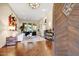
[0,40,54,56]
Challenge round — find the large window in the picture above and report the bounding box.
[21,23,37,32]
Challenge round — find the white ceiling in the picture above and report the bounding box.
[9,3,52,21]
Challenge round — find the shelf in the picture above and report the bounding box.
[44,30,54,41]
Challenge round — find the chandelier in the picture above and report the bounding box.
[29,3,40,9]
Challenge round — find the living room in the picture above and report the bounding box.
[0,3,53,56]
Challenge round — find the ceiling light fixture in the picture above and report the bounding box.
[29,3,40,9]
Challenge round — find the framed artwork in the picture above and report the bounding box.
[63,3,75,16]
[8,14,17,31]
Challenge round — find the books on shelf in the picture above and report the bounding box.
[44,29,54,41]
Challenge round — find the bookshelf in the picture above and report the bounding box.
[44,29,54,41]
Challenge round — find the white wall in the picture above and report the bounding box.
[0,3,19,48]
[39,9,53,37]
[46,10,53,30]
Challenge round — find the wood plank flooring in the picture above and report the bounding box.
[0,40,54,56]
